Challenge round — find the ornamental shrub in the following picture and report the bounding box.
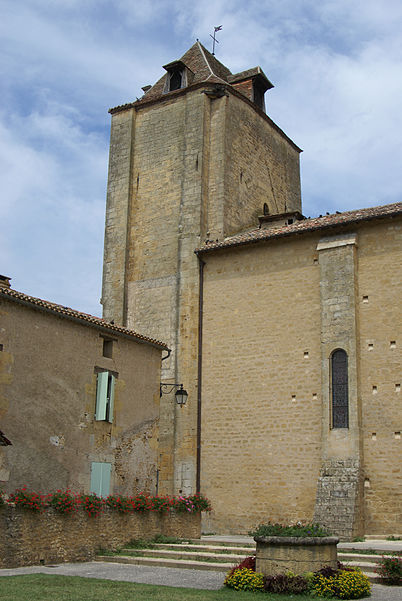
[249,520,330,538]
[333,569,371,599]
[8,487,44,512]
[80,493,103,517]
[48,490,78,514]
[227,556,256,578]
[376,554,402,585]
[224,567,264,592]
[264,572,309,594]
[310,567,371,599]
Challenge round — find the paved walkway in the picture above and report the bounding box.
[1,536,401,599]
[1,560,401,599]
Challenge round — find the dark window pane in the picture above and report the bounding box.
[170,70,182,91]
[332,349,349,428]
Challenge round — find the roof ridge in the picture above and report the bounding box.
[195,201,402,254]
[196,40,214,77]
[0,286,168,349]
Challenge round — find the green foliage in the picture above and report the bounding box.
[0,489,5,505]
[310,567,371,599]
[264,572,309,594]
[80,493,103,517]
[105,494,133,513]
[8,487,44,512]
[224,567,264,592]
[376,554,402,585]
[47,490,78,514]
[386,535,402,541]
[249,521,331,538]
[153,534,185,544]
[172,493,211,513]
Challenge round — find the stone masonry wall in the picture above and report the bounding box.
[0,506,200,568]
[314,459,363,540]
[102,83,302,500]
[201,235,323,534]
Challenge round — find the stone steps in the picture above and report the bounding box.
[95,554,234,572]
[95,538,398,582]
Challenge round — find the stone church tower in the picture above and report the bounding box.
[101,42,302,495]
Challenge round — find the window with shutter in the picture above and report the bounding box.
[90,462,112,497]
[95,371,115,422]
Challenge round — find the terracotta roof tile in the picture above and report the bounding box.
[0,287,168,350]
[195,202,402,254]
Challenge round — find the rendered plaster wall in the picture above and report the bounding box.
[0,299,161,497]
[101,84,302,497]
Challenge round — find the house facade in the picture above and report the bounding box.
[0,276,167,497]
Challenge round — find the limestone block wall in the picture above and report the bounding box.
[200,217,401,536]
[200,236,323,533]
[357,221,402,534]
[0,506,200,568]
[101,83,303,499]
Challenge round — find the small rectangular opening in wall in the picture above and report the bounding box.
[313,258,318,265]
[291,394,296,402]
[0,344,3,351]
[364,478,371,488]
[304,351,309,359]
[312,393,317,400]
[396,383,401,393]
[390,341,396,349]
[102,338,113,358]
[372,385,378,394]
[395,432,401,439]
[371,432,377,440]
[362,295,369,303]
[368,343,374,351]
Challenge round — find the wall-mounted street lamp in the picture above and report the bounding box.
[160,383,188,407]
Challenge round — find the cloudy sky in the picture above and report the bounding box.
[1,0,402,316]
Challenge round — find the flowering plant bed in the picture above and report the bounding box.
[2,488,211,517]
[375,554,402,585]
[249,521,331,538]
[225,558,371,598]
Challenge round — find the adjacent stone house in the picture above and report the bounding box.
[0,276,168,497]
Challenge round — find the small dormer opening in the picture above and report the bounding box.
[253,81,265,111]
[163,60,191,94]
[169,70,182,91]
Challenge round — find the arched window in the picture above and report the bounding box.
[331,349,349,428]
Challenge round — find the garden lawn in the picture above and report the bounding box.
[0,574,317,601]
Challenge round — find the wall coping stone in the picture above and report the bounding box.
[254,536,339,546]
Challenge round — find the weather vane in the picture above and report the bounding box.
[210,25,222,55]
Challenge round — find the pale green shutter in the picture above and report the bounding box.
[95,372,108,420]
[90,462,112,497]
[108,374,115,423]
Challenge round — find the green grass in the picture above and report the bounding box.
[339,548,402,556]
[0,574,317,601]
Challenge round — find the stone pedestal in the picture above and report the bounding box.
[255,536,339,576]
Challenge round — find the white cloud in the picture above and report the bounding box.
[1,0,401,310]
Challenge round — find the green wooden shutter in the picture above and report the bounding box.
[90,462,112,497]
[95,371,108,420]
[108,374,115,423]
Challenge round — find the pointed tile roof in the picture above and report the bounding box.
[110,41,272,113]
